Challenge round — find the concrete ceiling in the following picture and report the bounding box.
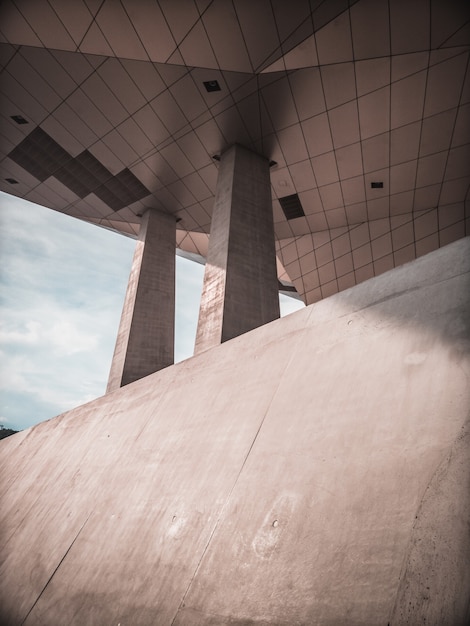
[1,0,469,304]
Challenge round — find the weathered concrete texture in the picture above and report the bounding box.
[1,238,469,625]
[195,144,280,353]
[107,208,175,391]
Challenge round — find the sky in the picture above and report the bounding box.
[0,191,304,432]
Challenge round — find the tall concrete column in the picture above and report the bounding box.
[107,209,176,392]
[195,144,280,353]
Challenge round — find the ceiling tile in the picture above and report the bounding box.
[79,21,114,56]
[413,184,440,212]
[66,88,113,136]
[331,231,351,257]
[288,160,317,193]
[358,86,390,140]
[14,0,76,50]
[95,1,148,60]
[321,63,356,109]
[53,50,96,85]
[314,239,333,266]
[361,132,389,173]
[201,1,252,72]
[303,269,320,293]
[178,19,218,70]
[234,0,280,71]
[120,59,166,102]
[170,75,208,124]
[159,143,195,179]
[452,103,470,147]
[54,102,98,148]
[350,0,390,60]
[349,222,370,249]
[302,113,333,157]
[7,53,62,111]
[414,208,438,239]
[81,72,128,127]
[133,104,170,148]
[117,118,154,157]
[181,172,211,202]
[282,34,319,71]
[352,242,373,269]
[371,232,392,260]
[369,217,391,239]
[373,254,394,275]
[0,0,43,46]
[394,243,416,266]
[315,10,353,65]
[390,161,417,194]
[318,262,336,284]
[299,188,323,215]
[156,0,199,46]
[98,58,147,115]
[391,71,427,129]
[297,234,314,258]
[41,116,84,157]
[445,144,470,180]
[355,57,390,98]
[420,108,458,157]
[19,47,77,99]
[47,0,94,46]
[270,0,311,44]
[290,216,310,236]
[288,67,326,121]
[326,208,347,229]
[319,182,343,210]
[304,211,326,232]
[391,221,414,250]
[416,152,447,188]
[346,201,368,225]
[262,76,300,131]
[390,122,420,166]
[321,279,339,299]
[336,142,363,180]
[390,0,430,55]
[424,53,468,118]
[341,176,366,206]
[129,161,163,191]
[415,232,439,256]
[430,0,470,48]
[277,124,309,163]
[439,220,466,246]
[337,271,356,291]
[390,190,414,216]
[328,101,360,149]
[438,203,465,229]
[121,0,177,62]
[311,152,338,187]
[391,51,429,82]
[150,90,188,137]
[334,252,354,277]
[367,196,390,220]
[439,177,470,206]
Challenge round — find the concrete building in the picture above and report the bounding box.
[0,1,469,624]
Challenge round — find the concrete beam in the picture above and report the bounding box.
[107,209,175,391]
[195,144,280,353]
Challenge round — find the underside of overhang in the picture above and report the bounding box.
[1,0,469,304]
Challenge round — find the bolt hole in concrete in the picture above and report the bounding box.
[272,520,279,528]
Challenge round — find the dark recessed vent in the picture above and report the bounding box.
[8,127,151,211]
[279,193,305,220]
[203,80,221,92]
[5,177,18,184]
[11,115,28,125]
[371,181,384,188]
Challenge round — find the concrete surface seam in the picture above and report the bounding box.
[169,335,305,625]
[20,513,91,625]
[388,417,470,624]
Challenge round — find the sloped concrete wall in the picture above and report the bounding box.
[1,238,469,626]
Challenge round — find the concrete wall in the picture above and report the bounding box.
[1,238,469,626]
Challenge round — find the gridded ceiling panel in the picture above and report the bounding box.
[0,0,469,303]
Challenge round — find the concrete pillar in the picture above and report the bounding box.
[107,209,175,392]
[195,144,280,353]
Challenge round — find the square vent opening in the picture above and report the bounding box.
[371,181,384,188]
[203,80,221,92]
[11,115,28,125]
[279,193,305,220]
